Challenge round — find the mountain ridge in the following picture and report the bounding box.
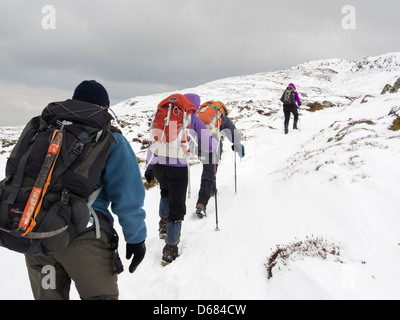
[108,52,400,162]
[0,52,400,299]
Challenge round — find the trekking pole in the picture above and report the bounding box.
[234,152,237,194]
[298,108,301,131]
[213,152,220,231]
[187,161,191,199]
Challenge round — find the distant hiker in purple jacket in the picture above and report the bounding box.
[145,93,217,266]
[280,83,302,134]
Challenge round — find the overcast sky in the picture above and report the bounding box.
[0,0,399,126]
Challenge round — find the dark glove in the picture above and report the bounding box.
[126,241,146,273]
[232,144,245,158]
[144,169,154,183]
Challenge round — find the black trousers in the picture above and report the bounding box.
[197,152,218,208]
[152,164,188,222]
[283,104,299,128]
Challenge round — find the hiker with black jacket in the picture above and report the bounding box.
[195,101,245,218]
[24,81,147,300]
[280,83,302,134]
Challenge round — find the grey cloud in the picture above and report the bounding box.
[0,0,399,125]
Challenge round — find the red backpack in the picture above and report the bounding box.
[149,94,196,160]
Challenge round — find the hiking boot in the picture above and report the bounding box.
[159,218,167,239]
[285,127,289,134]
[195,203,206,218]
[293,124,298,130]
[161,244,178,266]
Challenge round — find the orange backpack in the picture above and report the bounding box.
[197,101,225,136]
[149,94,196,159]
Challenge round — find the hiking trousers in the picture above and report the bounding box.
[283,104,299,128]
[197,154,219,208]
[152,164,188,222]
[25,230,119,300]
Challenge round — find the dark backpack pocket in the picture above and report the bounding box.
[70,195,91,235]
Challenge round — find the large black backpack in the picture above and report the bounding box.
[0,100,115,256]
[281,86,296,105]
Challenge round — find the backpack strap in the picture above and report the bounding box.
[6,144,35,205]
[83,185,124,274]
[0,222,67,240]
[159,103,173,143]
[0,176,10,198]
[6,122,53,205]
[86,186,104,240]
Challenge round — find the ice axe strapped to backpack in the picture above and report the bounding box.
[0,99,116,256]
[16,124,65,237]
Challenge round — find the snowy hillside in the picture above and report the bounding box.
[1,53,400,300]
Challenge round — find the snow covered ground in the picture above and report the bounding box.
[0,53,400,300]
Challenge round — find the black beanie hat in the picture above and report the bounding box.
[72,80,110,108]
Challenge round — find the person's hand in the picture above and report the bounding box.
[232,144,245,158]
[126,241,146,273]
[144,169,154,183]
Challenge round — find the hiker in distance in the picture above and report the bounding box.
[25,81,147,300]
[280,83,302,134]
[144,93,218,266]
[195,101,245,218]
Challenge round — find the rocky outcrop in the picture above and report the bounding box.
[391,78,400,93]
[381,84,392,94]
[381,78,400,94]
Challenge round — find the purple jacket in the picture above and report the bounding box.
[288,83,302,106]
[146,93,218,168]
